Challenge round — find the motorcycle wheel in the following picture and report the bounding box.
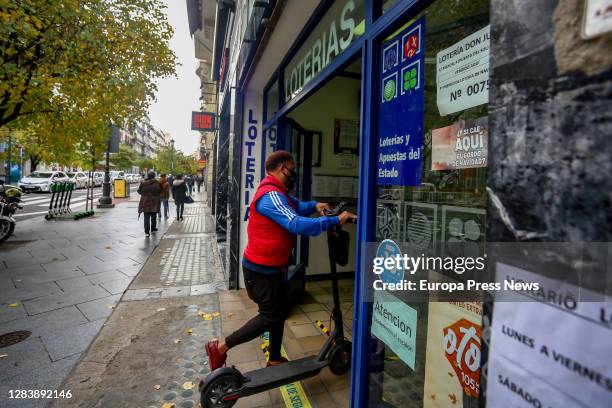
[200,374,242,408]
[0,219,15,243]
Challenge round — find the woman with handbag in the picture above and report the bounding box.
[171,174,188,220]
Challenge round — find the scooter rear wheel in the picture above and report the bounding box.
[200,373,242,408]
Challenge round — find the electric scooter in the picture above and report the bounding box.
[199,202,356,408]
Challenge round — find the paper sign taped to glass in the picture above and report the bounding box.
[371,290,418,369]
[486,263,612,408]
[432,117,488,170]
[436,25,490,116]
[423,291,482,408]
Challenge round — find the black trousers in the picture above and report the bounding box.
[176,201,184,218]
[143,212,157,234]
[225,267,288,361]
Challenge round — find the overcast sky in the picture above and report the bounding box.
[148,0,201,155]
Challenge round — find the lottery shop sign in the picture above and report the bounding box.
[377,17,425,186]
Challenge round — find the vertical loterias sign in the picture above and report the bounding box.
[377,17,426,186]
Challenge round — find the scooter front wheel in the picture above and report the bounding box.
[200,373,242,408]
[328,338,352,375]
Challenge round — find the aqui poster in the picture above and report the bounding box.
[432,117,488,170]
[423,299,482,408]
[377,16,425,186]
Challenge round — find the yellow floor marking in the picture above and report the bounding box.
[261,333,313,408]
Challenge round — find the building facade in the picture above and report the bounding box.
[196,0,612,406]
[119,121,169,159]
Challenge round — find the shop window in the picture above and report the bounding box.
[369,0,490,406]
[264,78,279,121]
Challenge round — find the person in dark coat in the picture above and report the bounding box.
[186,175,194,195]
[138,171,162,236]
[171,174,188,220]
[158,173,170,219]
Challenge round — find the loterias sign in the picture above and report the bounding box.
[284,0,364,103]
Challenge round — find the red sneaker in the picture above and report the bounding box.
[205,339,227,370]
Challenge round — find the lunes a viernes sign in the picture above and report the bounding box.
[377,17,425,186]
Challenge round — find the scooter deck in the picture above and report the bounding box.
[242,356,328,392]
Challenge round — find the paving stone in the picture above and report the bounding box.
[0,306,89,338]
[78,259,142,275]
[160,286,191,298]
[0,281,61,303]
[76,294,122,321]
[190,284,218,296]
[99,278,132,295]
[13,268,86,286]
[41,319,105,361]
[87,270,131,285]
[55,276,97,292]
[0,301,28,324]
[0,336,51,381]
[117,263,143,277]
[0,354,80,408]
[4,253,65,269]
[23,285,110,315]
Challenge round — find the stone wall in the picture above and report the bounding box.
[488,0,612,242]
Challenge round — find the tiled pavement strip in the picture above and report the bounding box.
[2,188,351,407]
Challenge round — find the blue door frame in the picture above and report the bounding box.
[256,1,430,406]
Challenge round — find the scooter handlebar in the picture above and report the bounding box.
[324,202,358,223]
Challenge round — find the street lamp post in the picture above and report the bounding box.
[4,132,12,185]
[170,139,175,173]
[97,138,114,208]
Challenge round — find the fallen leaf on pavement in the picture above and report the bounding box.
[204,316,213,321]
[0,353,8,358]
[105,246,112,250]
[108,304,116,309]
[156,308,166,312]
[212,312,220,317]
[182,382,195,390]
[15,279,21,282]
[154,384,161,390]
[8,303,19,308]
[227,312,235,318]
[186,328,193,335]
[161,403,175,408]
[173,339,181,344]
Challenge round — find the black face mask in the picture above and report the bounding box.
[284,167,297,191]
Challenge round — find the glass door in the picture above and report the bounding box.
[367,0,490,406]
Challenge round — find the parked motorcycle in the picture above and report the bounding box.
[0,183,23,243]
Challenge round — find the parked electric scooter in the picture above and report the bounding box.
[199,202,356,408]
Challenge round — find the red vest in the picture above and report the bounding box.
[243,175,295,267]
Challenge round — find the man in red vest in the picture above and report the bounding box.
[206,150,357,369]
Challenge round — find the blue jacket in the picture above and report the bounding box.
[242,192,339,274]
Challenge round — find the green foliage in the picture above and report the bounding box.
[112,143,137,172]
[152,145,198,176]
[0,0,177,164]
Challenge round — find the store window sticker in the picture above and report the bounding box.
[436,25,490,116]
[402,23,422,61]
[382,40,399,73]
[371,290,418,369]
[375,239,405,284]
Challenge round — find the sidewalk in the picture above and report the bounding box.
[51,190,227,408]
[0,192,172,408]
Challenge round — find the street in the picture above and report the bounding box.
[15,185,139,221]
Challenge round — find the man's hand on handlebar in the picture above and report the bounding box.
[338,211,358,225]
[316,202,332,215]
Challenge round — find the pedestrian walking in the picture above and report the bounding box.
[186,175,194,195]
[172,174,188,220]
[196,174,203,193]
[167,173,174,186]
[138,171,162,237]
[158,173,170,219]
